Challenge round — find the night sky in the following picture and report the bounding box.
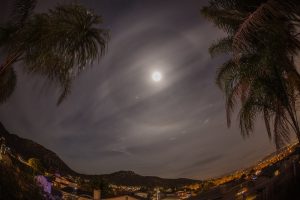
[0,0,277,179]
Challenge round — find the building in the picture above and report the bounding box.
[53,174,78,188]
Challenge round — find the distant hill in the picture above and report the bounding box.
[0,122,201,187]
[0,122,76,175]
[87,170,202,188]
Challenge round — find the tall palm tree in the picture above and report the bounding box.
[201,0,300,148]
[0,0,109,104]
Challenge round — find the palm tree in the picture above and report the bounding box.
[201,0,300,148]
[0,0,109,104]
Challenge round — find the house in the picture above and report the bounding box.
[53,175,78,188]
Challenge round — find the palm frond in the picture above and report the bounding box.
[274,111,291,149]
[209,0,264,11]
[216,59,237,89]
[209,36,233,57]
[201,6,244,34]
[263,108,272,140]
[56,78,72,105]
[232,0,299,54]
[225,80,244,127]
[239,97,259,137]
[285,61,300,94]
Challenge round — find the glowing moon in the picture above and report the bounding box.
[152,71,162,82]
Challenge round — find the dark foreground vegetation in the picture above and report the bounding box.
[0,153,43,199]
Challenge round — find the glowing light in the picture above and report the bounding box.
[152,71,162,82]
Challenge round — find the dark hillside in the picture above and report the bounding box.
[0,122,76,176]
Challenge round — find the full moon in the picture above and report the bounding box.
[152,71,162,82]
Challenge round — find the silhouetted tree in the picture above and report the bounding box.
[202,0,300,148]
[0,162,43,199]
[90,178,113,198]
[0,0,109,104]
